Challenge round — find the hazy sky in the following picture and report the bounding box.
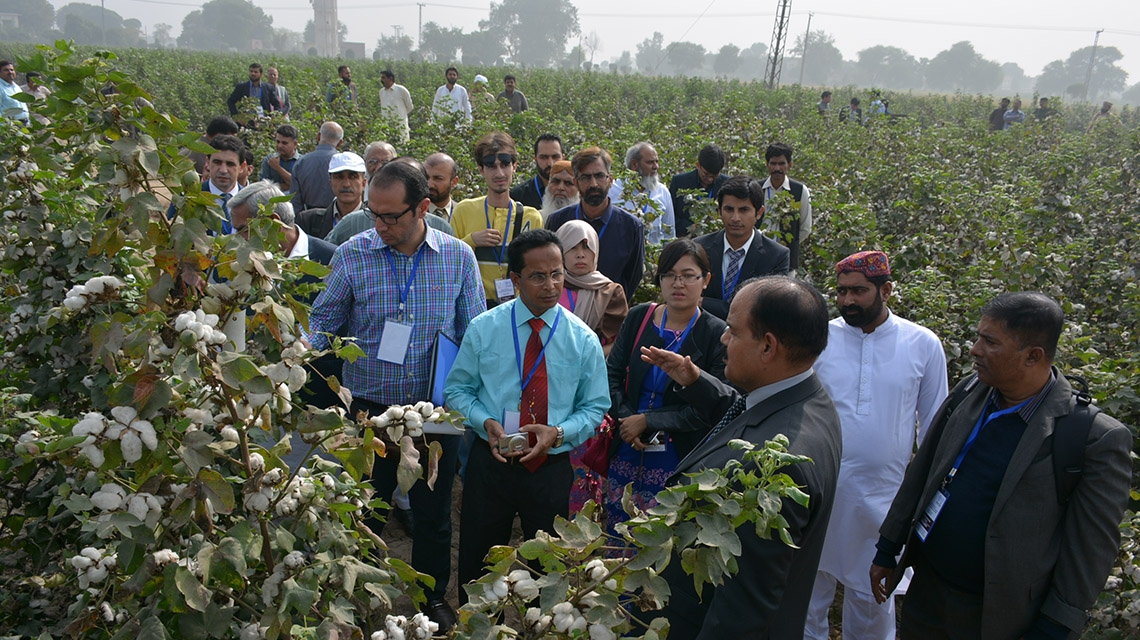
[83,0,1140,85]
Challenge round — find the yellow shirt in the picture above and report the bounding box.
[452,196,543,301]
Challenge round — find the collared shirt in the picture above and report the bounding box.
[432,84,472,121]
[546,202,645,303]
[428,201,455,222]
[270,83,291,114]
[760,176,813,240]
[306,226,486,405]
[814,312,949,587]
[745,369,814,410]
[444,298,609,451]
[380,84,414,140]
[452,196,543,301]
[325,209,455,246]
[1,79,29,121]
[259,153,302,191]
[287,226,310,259]
[722,229,756,256]
[206,179,240,234]
[496,89,529,113]
[609,178,676,245]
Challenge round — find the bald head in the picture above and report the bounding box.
[318,121,344,146]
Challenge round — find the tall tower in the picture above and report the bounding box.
[763,0,792,90]
[311,0,339,57]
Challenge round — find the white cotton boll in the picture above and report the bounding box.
[99,554,117,570]
[81,547,103,561]
[202,313,220,328]
[70,555,94,570]
[208,330,227,345]
[63,296,87,311]
[514,578,539,601]
[492,576,509,599]
[404,412,423,430]
[91,485,125,511]
[127,494,150,521]
[239,623,260,640]
[415,401,434,419]
[283,551,305,569]
[153,549,179,565]
[568,615,588,633]
[221,426,240,443]
[370,414,391,429]
[370,632,387,640]
[207,282,235,300]
[120,430,143,463]
[553,613,574,633]
[524,608,541,624]
[384,406,404,421]
[287,365,307,392]
[66,284,88,299]
[266,363,290,384]
[104,422,124,440]
[411,613,437,635]
[589,564,607,582]
[552,602,575,616]
[245,492,270,512]
[509,569,531,583]
[604,578,617,591]
[175,312,195,332]
[134,420,157,451]
[110,405,138,426]
[84,277,106,295]
[249,452,265,472]
[589,623,616,640]
[85,564,109,584]
[262,468,284,485]
[74,412,106,437]
[246,392,271,408]
[100,602,115,622]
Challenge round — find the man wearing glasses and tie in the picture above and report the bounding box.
[305,161,486,632]
[446,228,609,604]
[452,132,544,308]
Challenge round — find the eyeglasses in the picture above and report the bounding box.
[521,270,565,285]
[481,153,515,168]
[660,273,705,285]
[364,204,414,225]
[576,172,610,184]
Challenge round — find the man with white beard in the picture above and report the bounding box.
[539,159,579,221]
[609,142,676,245]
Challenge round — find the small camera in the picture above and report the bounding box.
[499,433,529,455]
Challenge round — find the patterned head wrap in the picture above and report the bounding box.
[836,250,890,277]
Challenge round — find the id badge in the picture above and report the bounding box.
[915,489,949,542]
[502,410,521,435]
[377,320,412,364]
[645,431,667,453]
[494,278,516,302]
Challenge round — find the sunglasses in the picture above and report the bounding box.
[481,153,515,168]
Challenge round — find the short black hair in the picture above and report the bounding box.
[717,175,764,210]
[209,134,246,157]
[206,116,240,137]
[25,71,41,80]
[0,60,11,69]
[242,146,255,168]
[381,69,395,79]
[249,63,262,71]
[504,74,516,82]
[821,91,832,99]
[697,144,726,174]
[980,292,1064,361]
[446,66,458,75]
[337,65,350,74]
[655,238,710,286]
[534,133,563,157]
[743,276,829,366]
[275,124,298,140]
[850,97,861,106]
[370,160,429,208]
[765,142,793,164]
[508,229,562,276]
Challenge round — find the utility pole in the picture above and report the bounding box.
[763,0,792,90]
[418,3,425,50]
[797,12,813,86]
[1081,28,1104,103]
[101,0,106,46]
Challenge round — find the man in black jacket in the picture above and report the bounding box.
[227,63,280,117]
[669,143,728,237]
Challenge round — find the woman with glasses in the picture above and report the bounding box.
[604,238,727,547]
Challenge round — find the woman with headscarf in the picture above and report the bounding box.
[554,220,629,356]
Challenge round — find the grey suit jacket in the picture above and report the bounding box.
[879,371,1132,638]
[694,230,790,320]
[661,371,842,639]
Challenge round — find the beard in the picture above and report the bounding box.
[537,164,552,181]
[428,186,451,206]
[639,173,660,192]
[582,187,608,207]
[541,190,579,218]
[840,291,886,328]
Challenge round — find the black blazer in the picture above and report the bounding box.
[694,229,790,320]
[660,371,842,639]
[669,169,728,237]
[606,302,727,457]
[227,81,280,116]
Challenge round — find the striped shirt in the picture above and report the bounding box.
[306,225,486,405]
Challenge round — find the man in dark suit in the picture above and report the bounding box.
[695,176,790,320]
[669,143,728,237]
[226,63,280,117]
[871,292,1132,640]
[644,276,842,639]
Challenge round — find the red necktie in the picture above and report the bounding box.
[520,317,549,472]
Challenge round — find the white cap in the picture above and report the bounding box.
[474,74,488,84]
[328,152,366,174]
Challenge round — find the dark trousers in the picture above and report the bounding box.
[900,552,984,639]
[355,399,459,602]
[457,438,571,602]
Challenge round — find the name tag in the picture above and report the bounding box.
[915,489,948,542]
[494,278,516,302]
[377,320,412,364]
[502,410,521,435]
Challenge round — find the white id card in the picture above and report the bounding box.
[495,278,516,301]
[502,410,521,435]
[915,489,948,542]
[376,320,412,364]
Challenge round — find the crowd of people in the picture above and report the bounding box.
[5,56,1135,639]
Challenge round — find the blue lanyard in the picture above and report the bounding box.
[566,289,576,312]
[944,392,1030,488]
[512,305,562,392]
[575,204,609,241]
[534,176,543,197]
[645,308,700,402]
[384,246,424,316]
[484,198,513,265]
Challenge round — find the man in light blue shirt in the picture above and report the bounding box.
[0,61,29,123]
[447,228,608,600]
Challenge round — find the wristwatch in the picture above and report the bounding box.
[553,425,564,448]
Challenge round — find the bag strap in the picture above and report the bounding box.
[512,201,525,240]
[1053,375,1099,505]
[625,303,657,395]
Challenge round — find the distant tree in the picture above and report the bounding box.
[612,50,633,74]
[582,31,602,66]
[790,29,844,85]
[855,45,921,89]
[1123,81,1140,106]
[179,0,274,50]
[57,2,127,45]
[272,27,304,53]
[713,44,741,75]
[736,42,768,80]
[62,14,104,46]
[1035,46,1128,100]
[635,32,666,74]
[666,41,706,76]
[418,22,462,63]
[375,33,414,60]
[0,0,55,40]
[303,19,347,47]
[122,18,143,46]
[479,0,579,67]
[461,29,506,66]
[925,41,1002,93]
[152,23,174,48]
